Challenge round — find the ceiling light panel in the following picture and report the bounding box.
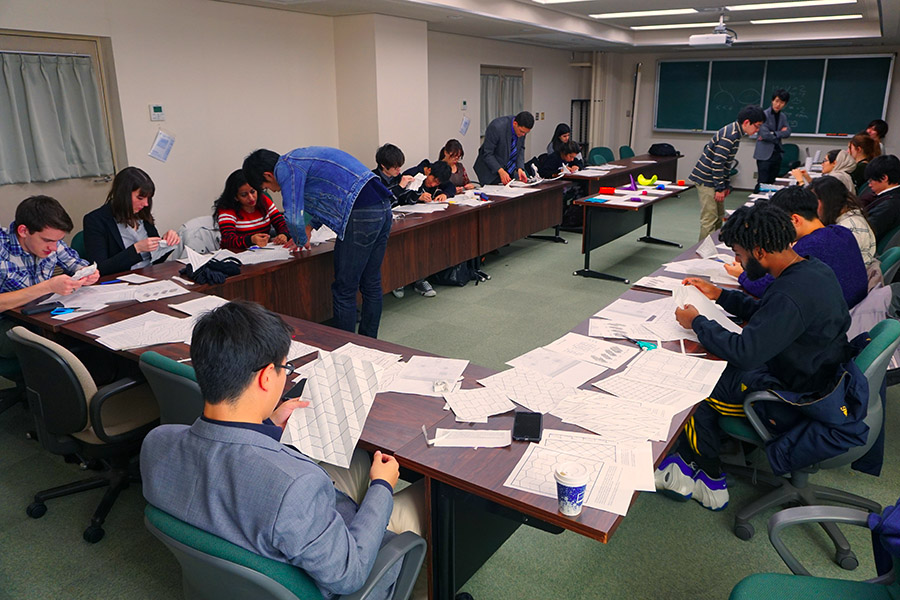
[589,9,698,19]
[750,13,862,24]
[630,22,722,31]
[726,0,856,10]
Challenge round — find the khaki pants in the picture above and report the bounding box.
[698,184,725,241]
[321,449,427,600]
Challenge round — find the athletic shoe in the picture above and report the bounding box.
[654,454,695,501]
[414,280,437,297]
[692,470,729,511]
[391,287,405,299]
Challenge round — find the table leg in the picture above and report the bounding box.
[573,205,631,284]
[432,479,456,600]
[527,224,567,244]
[636,204,682,248]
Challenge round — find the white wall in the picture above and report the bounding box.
[0,0,339,230]
[334,15,380,166]
[602,47,900,189]
[428,32,583,169]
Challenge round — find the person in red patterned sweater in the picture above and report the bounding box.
[214,169,291,250]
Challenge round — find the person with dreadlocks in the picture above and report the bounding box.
[655,201,854,511]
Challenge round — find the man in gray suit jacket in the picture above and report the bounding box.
[474,111,534,185]
[753,89,791,192]
[141,300,424,600]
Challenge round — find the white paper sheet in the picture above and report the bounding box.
[631,275,685,293]
[544,332,640,370]
[477,185,528,198]
[592,297,672,324]
[71,263,97,281]
[169,295,229,316]
[116,273,156,284]
[287,340,321,362]
[662,257,729,278]
[132,280,189,302]
[672,285,742,335]
[431,428,511,448]
[42,282,136,308]
[551,391,673,441]
[592,372,704,417]
[392,203,449,214]
[309,226,337,245]
[505,347,607,388]
[442,387,516,422]
[539,429,655,491]
[477,368,576,414]
[587,319,656,341]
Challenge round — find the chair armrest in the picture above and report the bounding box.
[90,376,145,444]
[341,531,427,600]
[743,390,784,443]
[768,506,888,579]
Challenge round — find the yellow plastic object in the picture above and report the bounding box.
[637,174,658,186]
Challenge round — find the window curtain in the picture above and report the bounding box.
[501,75,524,117]
[0,53,114,184]
[480,74,500,136]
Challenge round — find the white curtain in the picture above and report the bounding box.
[480,74,500,136]
[501,75,524,117]
[0,53,114,184]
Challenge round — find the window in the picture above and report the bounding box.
[480,66,524,136]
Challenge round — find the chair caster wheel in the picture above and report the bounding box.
[836,549,858,571]
[733,521,754,541]
[83,525,105,543]
[26,502,47,519]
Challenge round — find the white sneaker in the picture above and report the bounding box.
[391,287,405,299]
[654,454,695,501]
[414,280,436,297]
[692,470,729,511]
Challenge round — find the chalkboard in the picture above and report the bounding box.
[654,55,894,136]
[655,61,708,131]
[706,60,765,130]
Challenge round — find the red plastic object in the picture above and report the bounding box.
[599,186,616,194]
[677,179,685,185]
[642,190,648,195]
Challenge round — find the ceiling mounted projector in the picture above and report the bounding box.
[689,15,736,47]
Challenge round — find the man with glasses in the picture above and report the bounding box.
[141,300,425,600]
[474,111,534,185]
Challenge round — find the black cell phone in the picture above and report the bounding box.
[21,302,62,315]
[512,411,543,442]
[281,378,306,401]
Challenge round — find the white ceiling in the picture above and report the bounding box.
[214,0,900,51]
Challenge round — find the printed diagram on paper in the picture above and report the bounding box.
[281,353,381,468]
[477,368,575,413]
[443,386,516,422]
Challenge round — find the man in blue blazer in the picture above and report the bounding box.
[141,300,424,600]
[474,111,534,185]
[753,89,791,192]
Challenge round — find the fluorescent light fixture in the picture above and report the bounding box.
[589,8,698,19]
[631,22,720,31]
[750,13,862,24]
[726,0,856,10]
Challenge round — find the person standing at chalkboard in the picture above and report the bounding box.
[753,90,791,193]
[690,105,766,241]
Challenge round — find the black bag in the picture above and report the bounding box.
[429,258,478,287]
[649,143,677,157]
[179,257,242,285]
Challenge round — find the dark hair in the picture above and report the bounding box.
[865,154,900,185]
[560,140,581,156]
[242,149,280,192]
[105,166,155,228]
[850,133,878,160]
[190,300,293,405]
[768,185,819,221]
[14,195,74,234]
[429,160,452,184]
[213,169,263,218]
[825,149,840,164]
[809,175,863,226]
[514,111,535,129]
[868,119,889,139]
[438,139,464,161]
[771,89,790,103]
[720,202,795,254]
[550,123,572,153]
[737,105,766,125]
[376,143,405,170]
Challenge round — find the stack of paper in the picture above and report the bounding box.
[169,295,229,316]
[631,275,685,293]
[87,311,195,350]
[505,346,607,388]
[540,429,655,492]
[132,280,189,302]
[477,367,576,414]
[392,203,448,214]
[544,332,639,369]
[551,390,673,442]
[380,355,467,397]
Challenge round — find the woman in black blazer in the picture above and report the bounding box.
[83,167,180,276]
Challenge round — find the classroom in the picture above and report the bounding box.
[2,1,900,599]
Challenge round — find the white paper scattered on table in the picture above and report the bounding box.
[117,273,155,284]
[551,390,673,441]
[477,367,576,414]
[443,386,516,422]
[309,226,337,245]
[287,340,320,362]
[587,319,655,341]
[432,428,511,448]
[169,295,229,316]
[540,429,655,492]
[42,282,135,308]
[593,297,671,324]
[477,185,528,198]
[506,346,607,388]
[544,332,639,370]
[672,285,742,335]
[631,275,685,293]
[132,280,189,302]
[393,203,449,214]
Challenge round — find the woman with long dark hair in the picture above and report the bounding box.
[213,169,290,250]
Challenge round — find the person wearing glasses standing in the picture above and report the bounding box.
[474,111,534,185]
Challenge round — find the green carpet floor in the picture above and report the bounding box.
[1,189,897,599]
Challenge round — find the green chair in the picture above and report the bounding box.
[145,504,426,600]
[70,230,86,257]
[879,247,900,284]
[139,351,203,425]
[719,319,900,567]
[777,143,801,177]
[587,146,615,166]
[618,145,635,159]
[729,506,898,599]
[876,224,900,257]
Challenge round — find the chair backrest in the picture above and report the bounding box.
[7,326,97,455]
[778,144,801,177]
[877,224,900,256]
[821,319,900,469]
[70,230,86,257]
[880,247,900,283]
[139,351,204,425]
[618,145,635,159]
[597,146,615,163]
[178,215,221,257]
[587,147,608,166]
[144,504,320,600]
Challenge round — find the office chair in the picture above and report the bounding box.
[0,355,24,415]
[877,224,900,257]
[139,351,204,425]
[879,247,900,284]
[8,326,159,543]
[719,319,900,567]
[69,230,86,257]
[618,145,635,159]
[145,504,427,600]
[729,506,898,599]
[777,144,801,177]
[588,146,615,166]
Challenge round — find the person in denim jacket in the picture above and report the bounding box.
[243,147,393,338]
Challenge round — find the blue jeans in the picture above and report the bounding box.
[331,197,392,338]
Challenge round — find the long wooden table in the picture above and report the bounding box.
[565,153,680,195]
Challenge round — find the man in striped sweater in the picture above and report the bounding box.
[690,105,766,240]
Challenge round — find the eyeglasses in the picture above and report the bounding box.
[253,362,296,377]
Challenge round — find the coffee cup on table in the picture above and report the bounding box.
[554,462,589,516]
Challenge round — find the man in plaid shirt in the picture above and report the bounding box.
[0,196,99,356]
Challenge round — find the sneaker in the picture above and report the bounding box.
[692,470,729,511]
[414,280,436,297]
[391,287,405,299]
[654,454,695,501]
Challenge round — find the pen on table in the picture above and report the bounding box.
[100,279,123,285]
[177,357,191,363]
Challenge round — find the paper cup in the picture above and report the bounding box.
[554,462,589,516]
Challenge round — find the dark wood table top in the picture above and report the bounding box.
[564,153,681,182]
[574,184,693,212]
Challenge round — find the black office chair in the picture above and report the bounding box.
[0,354,25,415]
[139,351,204,425]
[7,326,159,543]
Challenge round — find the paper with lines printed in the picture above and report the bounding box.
[672,285,742,335]
[551,391,672,441]
[544,332,639,370]
[631,275,685,293]
[132,280,189,302]
[432,428,511,448]
[539,429,655,491]
[280,353,381,468]
[593,373,701,417]
[169,295,229,316]
[477,368,576,414]
[443,386,516,422]
[287,340,320,362]
[506,347,606,388]
[587,319,656,341]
